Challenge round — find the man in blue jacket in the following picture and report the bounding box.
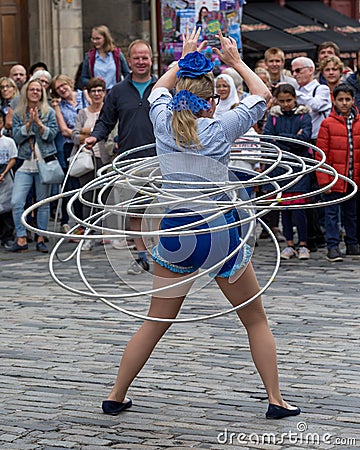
[345,59,360,111]
[85,39,157,275]
[345,57,360,243]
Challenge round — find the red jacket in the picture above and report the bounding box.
[316,107,360,192]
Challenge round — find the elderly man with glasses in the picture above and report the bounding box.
[291,56,332,142]
[291,56,332,254]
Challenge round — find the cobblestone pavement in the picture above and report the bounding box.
[0,231,359,450]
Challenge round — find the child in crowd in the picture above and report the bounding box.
[264,83,312,260]
[0,111,18,248]
[316,83,360,262]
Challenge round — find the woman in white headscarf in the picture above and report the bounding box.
[214,73,239,117]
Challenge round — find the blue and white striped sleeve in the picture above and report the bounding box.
[148,88,172,133]
[217,95,266,143]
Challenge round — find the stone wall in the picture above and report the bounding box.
[52,0,83,79]
[28,0,83,80]
[82,0,150,56]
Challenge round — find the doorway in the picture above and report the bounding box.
[0,0,29,76]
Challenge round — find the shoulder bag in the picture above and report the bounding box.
[30,137,65,185]
[68,149,94,177]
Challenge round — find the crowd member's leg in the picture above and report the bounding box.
[79,158,104,251]
[8,171,33,251]
[60,142,82,232]
[261,209,285,242]
[215,263,300,415]
[33,173,52,252]
[104,263,194,404]
[128,216,150,274]
[324,193,343,261]
[306,207,325,252]
[25,181,36,242]
[280,210,297,259]
[342,190,360,255]
[293,208,310,259]
[0,211,15,247]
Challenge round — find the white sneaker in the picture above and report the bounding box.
[297,246,310,260]
[61,223,71,233]
[82,240,94,251]
[280,246,297,260]
[273,228,286,243]
[111,239,134,250]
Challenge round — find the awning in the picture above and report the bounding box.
[287,1,360,43]
[241,13,316,61]
[244,2,358,56]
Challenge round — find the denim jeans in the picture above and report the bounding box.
[281,208,307,243]
[324,191,358,249]
[11,171,51,238]
[61,142,82,225]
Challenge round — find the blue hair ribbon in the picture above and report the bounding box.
[168,90,210,114]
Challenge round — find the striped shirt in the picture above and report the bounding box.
[148,87,266,203]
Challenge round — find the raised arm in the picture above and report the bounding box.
[213,31,272,103]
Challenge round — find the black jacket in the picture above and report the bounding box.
[345,71,360,112]
[92,74,157,158]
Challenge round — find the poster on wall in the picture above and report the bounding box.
[160,0,245,72]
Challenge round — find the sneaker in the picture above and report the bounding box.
[61,223,71,233]
[2,239,14,249]
[36,241,49,253]
[68,226,85,243]
[346,244,360,255]
[326,247,344,262]
[259,230,269,239]
[272,228,286,242]
[111,238,135,250]
[297,246,310,260]
[280,246,297,260]
[82,240,94,251]
[6,241,28,253]
[127,258,150,275]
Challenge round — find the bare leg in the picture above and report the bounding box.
[215,263,295,409]
[130,216,147,252]
[106,262,196,402]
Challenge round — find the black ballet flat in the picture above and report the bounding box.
[266,403,301,419]
[102,398,133,415]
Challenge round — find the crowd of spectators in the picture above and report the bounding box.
[1,29,359,266]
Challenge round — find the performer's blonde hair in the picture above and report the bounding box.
[171,73,214,149]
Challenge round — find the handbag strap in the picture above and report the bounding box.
[29,136,38,161]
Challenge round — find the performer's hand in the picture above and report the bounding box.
[212,30,241,67]
[181,26,207,58]
[85,136,97,149]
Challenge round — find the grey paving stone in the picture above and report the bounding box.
[0,234,359,449]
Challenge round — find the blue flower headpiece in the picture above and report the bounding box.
[168,90,210,114]
[177,51,214,79]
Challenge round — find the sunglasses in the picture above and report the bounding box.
[208,94,220,105]
[292,66,310,74]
